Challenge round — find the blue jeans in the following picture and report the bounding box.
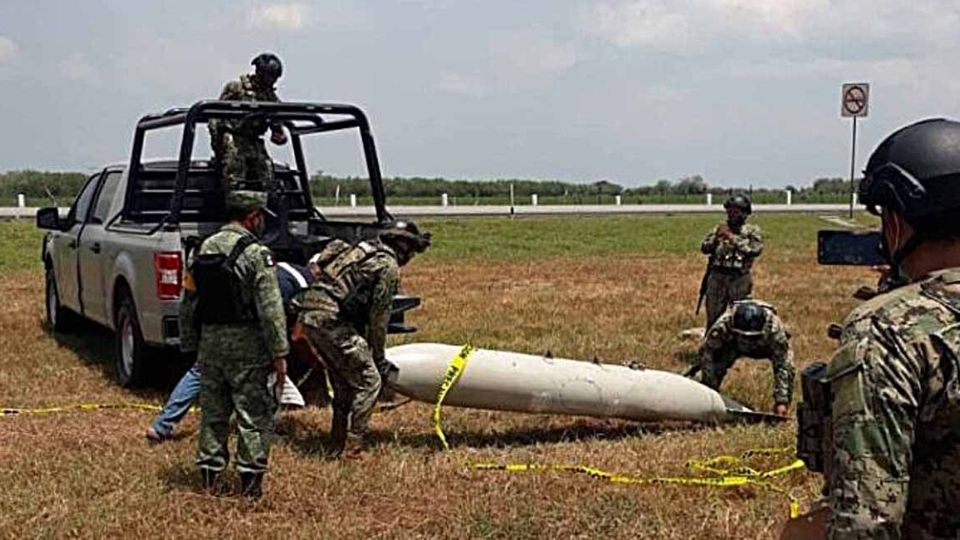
[150,363,201,437]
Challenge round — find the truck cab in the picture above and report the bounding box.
[38,101,419,386]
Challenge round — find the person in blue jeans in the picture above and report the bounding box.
[146,261,318,442]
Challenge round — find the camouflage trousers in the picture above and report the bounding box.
[196,327,277,474]
[219,133,274,192]
[694,347,796,405]
[705,270,753,329]
[300,312,382,435]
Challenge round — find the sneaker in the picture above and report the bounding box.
[145,427,168,443]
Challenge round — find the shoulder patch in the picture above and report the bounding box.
[262,250,276,268]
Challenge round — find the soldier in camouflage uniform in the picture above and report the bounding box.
[700,194,764,329]
[294,221,431,458]
[783,119,960,539]
[180,190,288,498]
[689,300,794,416]
[209,53,287,191]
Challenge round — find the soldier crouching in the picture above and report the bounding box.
[688,299,795,416]
[294,221,431,458]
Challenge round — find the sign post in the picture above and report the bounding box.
[841,82,870,218]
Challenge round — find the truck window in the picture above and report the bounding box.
[69,174,102,226]
[89,171,122,224]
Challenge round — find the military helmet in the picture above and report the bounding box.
[379,220,431,253]
[225,190,268,214]
[731,301,767,336]
[723,194,752,214]
[252,52,283,80]
[860,118,960,232]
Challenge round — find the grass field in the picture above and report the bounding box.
[0,214,878,539]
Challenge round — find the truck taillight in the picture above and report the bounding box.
[154,251,182,300]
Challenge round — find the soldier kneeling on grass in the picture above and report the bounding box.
[293,221,431,458]
[686,300,795,416]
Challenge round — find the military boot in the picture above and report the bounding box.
[327,410,349,459]
[239,472,264,500]
[200,468,220,494]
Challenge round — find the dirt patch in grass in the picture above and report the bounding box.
[0,237,872,538]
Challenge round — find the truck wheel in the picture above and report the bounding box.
[45,266,74,333]
[114,293,149,388]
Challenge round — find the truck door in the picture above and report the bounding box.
[78,170,122,324]
[53,173,102,312]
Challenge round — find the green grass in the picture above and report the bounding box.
[418,214,858,262]
[0,220,42,273]
[0,213,879,538]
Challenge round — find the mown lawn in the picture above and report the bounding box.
[0,214,878,539]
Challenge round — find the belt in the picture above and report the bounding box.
[710,267,749,276]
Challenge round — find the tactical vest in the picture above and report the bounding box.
[191,233,260,325]
[711,225,754,272]
[302,240,389,322]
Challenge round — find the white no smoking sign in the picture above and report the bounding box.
[841,83,870,117]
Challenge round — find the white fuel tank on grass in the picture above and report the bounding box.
[386,343,760,424]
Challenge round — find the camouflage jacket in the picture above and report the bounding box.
[209,74,280,143]
[179,223,289,360]
[699,301,794,403]
[700,222,763,271]
[825,267,960,539]
[295,240,400,362]
[700,301,790,360]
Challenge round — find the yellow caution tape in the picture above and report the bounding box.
[0,402,163,417]
[431,346,804,518]
[432,343,475,450]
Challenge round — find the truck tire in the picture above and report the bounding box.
[45,265,75,333]
[114,292,149,388]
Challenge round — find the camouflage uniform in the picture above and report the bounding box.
[294,240,400,436]
[692,300,795,406]
[823,268,960,539]
[700,222,763,329]
[209,74,280,191]
[181,222,289,475]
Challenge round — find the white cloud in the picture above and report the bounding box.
[581,0,960,56]
[0,36,19,64]
[436,28,579,95]
[435,72,487,97]
[58,52,99,83]
[247,3,311,31]
[584,1,693,51]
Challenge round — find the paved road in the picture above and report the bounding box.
[3,203,862,221]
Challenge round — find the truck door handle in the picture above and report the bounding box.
[89,242,101,254]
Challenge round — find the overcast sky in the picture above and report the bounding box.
[2,1,959,187]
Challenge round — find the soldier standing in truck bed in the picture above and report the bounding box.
[209,53,288,192]
[699,194,763,329]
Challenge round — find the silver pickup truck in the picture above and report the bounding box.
[38,101,418,387]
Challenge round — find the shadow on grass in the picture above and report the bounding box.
[284,416,709,458]
[44,317,192,398]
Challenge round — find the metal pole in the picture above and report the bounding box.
[849,116,858,218]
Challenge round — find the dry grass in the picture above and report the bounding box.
[0,215,875,539]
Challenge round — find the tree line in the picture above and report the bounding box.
[0,169,855,204]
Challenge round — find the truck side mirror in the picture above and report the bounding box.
[36,207,62,230]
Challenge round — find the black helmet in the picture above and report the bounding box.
[379,220,431,253]
[732,301,767,336]
[724,194,752,214]
[252,52,283,80]
[860,118,960,232]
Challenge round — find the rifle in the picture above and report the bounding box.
[695,257,713,315]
